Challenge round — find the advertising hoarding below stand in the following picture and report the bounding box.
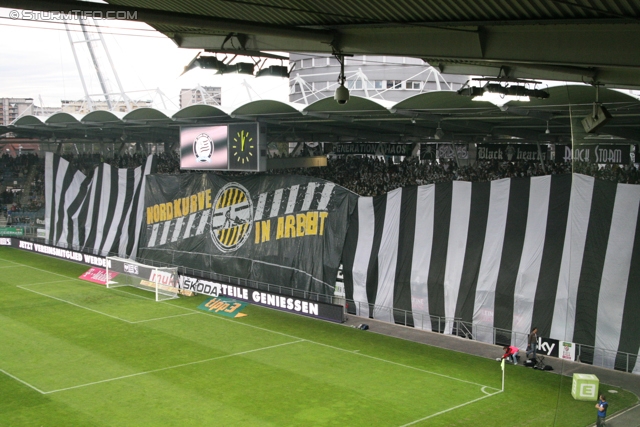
[179,274,345,323]
[7,238,345,323]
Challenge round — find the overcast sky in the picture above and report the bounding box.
[0,7,290,110]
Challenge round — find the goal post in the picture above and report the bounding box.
[105,256,179,301]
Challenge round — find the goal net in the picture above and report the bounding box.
[105,256,179,301]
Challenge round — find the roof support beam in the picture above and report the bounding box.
[0,0,336,43]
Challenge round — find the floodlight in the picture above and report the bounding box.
[221,62,255,75]
[256,65,290,78]
[182,55,226,75]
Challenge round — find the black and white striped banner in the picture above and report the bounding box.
[44,152,156,258]
[342,174,640,372]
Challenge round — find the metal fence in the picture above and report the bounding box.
[346,299,638,374]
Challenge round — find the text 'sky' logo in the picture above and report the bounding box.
[210,183,253,252]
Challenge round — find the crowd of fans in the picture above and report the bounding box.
[291,157,577,196]
[76,150,640,196]
[1,152,43,219]
[2,151,640,214]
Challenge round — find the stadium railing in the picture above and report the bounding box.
[346,299,638,374]
[134,256,339,306]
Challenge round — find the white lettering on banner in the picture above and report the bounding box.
[218,283,249,300]
[0,238,11,246]
[23,242,85,262]
[334,143,412,156]
[564,145,591,162]
[437,145,469,160]
[179,276,221,297]
[123,263,139,275]
[16,240,107,266]
[149,270,177,287]
[83,254,108,267]
[515,150,545,161]
[564,145,625,163]
[180,274,319,316]
[478,145,546,161]
[477,147,504,160]
[538,339,556,355]
[250,290,318,315]
[595,146,622,163]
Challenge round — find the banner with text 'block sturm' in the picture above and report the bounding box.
[341,174,640,373]
[138,174,358,294]
[44,152,157,257]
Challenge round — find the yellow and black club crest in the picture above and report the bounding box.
[209,183,253,252]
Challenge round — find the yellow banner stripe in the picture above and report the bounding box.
[240,223,249,243]
[232,188,241,206]
[227,225,239,246]
[223,189,232,208]
[232,224,245,246]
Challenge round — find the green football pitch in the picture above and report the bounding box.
[0,247,637,426]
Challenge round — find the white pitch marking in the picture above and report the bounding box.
[0,368,47,395]
[397,390,502,427]
[17,285,135,324]
[309,339,501,391]
[5,258,168,301]
[1,260,85,279]
[19,280,78,286]
[130,312,198,323]
[18,285,194,324]
[7,257,501,396]
[154,302,502,392]
[602,402,640,423]
[43,340,304,394]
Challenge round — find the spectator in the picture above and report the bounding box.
[8,150,640,203]
[595,394,608,427]
[501,345,519,365]
[526,327,538,360]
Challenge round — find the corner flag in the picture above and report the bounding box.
[501,358,505,371]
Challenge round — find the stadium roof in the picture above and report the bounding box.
[2,0,640,87]
[4,87,640,146]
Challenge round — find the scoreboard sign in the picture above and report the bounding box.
[180,123,266,171]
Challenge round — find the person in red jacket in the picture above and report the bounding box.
[502,345,520,365]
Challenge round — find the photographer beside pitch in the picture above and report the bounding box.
[501,345,519,365]
[595,394,608,426]
[526,327,538,360]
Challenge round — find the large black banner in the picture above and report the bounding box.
[333,143,413,156]
[138,174,358,294]
[477,144,549,162]
[420,144,468,161]
[555,144,631,164]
